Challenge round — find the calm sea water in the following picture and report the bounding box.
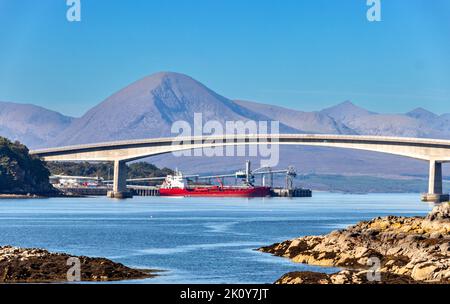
[0,193,433,284]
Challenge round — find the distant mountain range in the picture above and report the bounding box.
[0,101,73,148]
[2,72,449,148]
[1,72,449,184]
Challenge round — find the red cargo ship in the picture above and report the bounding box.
[159,172,271,197]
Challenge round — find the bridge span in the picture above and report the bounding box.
[30,134,450,201]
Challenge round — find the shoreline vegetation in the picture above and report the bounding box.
[259,203,450,284]
[0,137,56,197]
[47,161,173,184]
[0,246,158,283]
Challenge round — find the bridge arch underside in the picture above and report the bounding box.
[39,139,450,163]
[36,137,450,202]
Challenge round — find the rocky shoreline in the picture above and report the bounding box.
[0,194,46,199]
[0,192,85,199]
[259,203,450,284]
[0,246,157,283]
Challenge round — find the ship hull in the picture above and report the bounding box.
[159,186,271,197]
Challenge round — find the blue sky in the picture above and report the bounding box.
[0,0,449,117]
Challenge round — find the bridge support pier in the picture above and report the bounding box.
[107,160,133,199]
[422,160,449,203]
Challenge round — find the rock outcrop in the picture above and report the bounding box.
[0,246,157,283]
[275,270,419,285]
[0,136,56,195]
[259,203,450,284]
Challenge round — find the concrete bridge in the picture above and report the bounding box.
[30,134,450,201]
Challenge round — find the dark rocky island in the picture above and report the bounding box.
[0,246,157,283]
[259,203,450,284]
[0,136,56,197]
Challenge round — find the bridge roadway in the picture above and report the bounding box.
[30,134,450,201]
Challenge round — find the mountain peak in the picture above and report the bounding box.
[340,100,356,107]
[51,71,290,146]
[333,100,369,111]
[124,71,203,92]
[320,101,373,123]
[406,107,438,121]
[143,71,195,82]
